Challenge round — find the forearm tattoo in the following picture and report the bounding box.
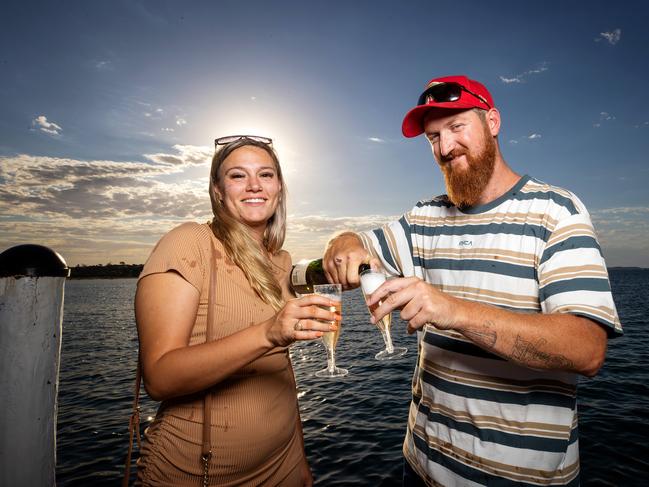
[463,322,497,349]
[511,335,574,369]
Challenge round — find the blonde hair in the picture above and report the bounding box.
[209,138,287,310]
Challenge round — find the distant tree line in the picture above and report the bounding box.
[69,262,143,278]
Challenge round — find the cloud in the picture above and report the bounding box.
[161,127,175,132]
[596,28,621,45]
[94,60,113,71]
[144,108,166,119]
[0,216,191,266]
[31,115,62,136]
[287,214,396,235]
[368,137,385,143]
[500,62,549,84]
[499,76,522,84]
[284,214,398,261]
[593,111,615,128]
[509,133,542,144]
[144,144,212,166]
[526,65,549,75]
[590,207,649,266]
[0,152,211,220]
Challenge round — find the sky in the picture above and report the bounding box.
[1,0,648,267]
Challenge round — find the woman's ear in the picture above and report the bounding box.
[210,184,223,203]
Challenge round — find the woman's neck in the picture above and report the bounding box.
[248,224,267,247]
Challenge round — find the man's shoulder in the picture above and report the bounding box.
[521,176,574,197]
[518,176,587,216]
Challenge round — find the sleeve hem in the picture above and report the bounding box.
[566,311,624,339]
[137,267,202,294]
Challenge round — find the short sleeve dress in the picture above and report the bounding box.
[135,222,303,486]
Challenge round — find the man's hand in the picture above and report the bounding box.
[365,276,458,334]
[365,276,609,376]
[323,232,373,290]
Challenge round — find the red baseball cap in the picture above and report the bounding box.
[401,75,494,138]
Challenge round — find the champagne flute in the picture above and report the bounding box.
[313,283,348,378]
[360,267,407,361]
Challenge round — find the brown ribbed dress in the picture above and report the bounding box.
[135,222,303,486]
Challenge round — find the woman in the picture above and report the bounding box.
[134,135,337,486]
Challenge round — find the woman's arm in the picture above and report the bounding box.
[136,271,339,400]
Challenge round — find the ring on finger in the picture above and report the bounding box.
[294,320,303,331]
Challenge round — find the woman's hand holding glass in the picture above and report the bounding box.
[313,283,348,378]
[264,294,341,348]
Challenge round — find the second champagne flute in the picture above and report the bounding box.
[313,283,348,378]
[360,267,407,361]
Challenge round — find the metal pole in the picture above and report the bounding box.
[0,244,69,487]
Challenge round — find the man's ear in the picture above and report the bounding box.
[486,108,501,137]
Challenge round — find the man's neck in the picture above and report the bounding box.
[475,157,520,207]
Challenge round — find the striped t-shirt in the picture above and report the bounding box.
[359,175,622,486]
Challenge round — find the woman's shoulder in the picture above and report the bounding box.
[165,221,212,240]
[147,221,216,262]
[140,222,215,288]
[160,221,223,248]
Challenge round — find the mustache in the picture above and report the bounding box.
[440,149,467,164]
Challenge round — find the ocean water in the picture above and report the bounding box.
[54,269,649,485]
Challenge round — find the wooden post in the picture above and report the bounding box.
[0,244,69,487]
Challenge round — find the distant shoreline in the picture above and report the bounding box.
[607,266,649,271]
[68,264,143,279]
[66,264,648,279]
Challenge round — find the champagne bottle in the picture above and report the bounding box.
[290,259,370,295]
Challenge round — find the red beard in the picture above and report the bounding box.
[439,125,497,209]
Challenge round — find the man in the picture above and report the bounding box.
[324,75,622,486]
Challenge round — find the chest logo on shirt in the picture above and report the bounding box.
[459,240,473,247]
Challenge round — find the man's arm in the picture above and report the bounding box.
[366,277,608,377]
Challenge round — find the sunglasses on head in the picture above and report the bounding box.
[417,82,491,109]
[214,135,273,148]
